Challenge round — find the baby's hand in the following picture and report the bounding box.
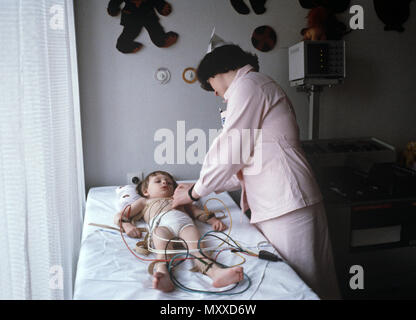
[208,217,227,232]
[123,223,142,238]
[113,212,122,227]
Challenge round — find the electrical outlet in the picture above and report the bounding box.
[126,171,143,184]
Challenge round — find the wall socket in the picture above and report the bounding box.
[126,171,144,184]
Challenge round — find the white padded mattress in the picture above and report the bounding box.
[73,186,318,300]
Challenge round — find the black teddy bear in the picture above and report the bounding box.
[374,0,413,32]
[230,0,267,15]
[107,0,178,53]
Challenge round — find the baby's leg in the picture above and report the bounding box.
[151,226,175,292]
[179,226,244,288]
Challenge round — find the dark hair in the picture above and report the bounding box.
[196,44,259,91]
[136,171,177,198]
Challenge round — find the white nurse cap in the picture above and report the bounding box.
[207,27,233,53]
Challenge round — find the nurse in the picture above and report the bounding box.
[172,36,341,300]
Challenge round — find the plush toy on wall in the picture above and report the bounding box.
[299,0,351,14]
[107,0,178,53]
[230,0,268,15]
[374,0,414,32]
[299,0,351,41]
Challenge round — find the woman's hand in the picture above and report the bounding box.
[208,217,227,232]
[172,183,194,208]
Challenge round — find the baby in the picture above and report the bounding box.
[114,170,244,292]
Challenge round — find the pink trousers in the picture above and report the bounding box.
[255,201,341,300]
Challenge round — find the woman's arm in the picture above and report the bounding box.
[193,78,265,198]
[172,183,199,207]
[172,78,265,208]
[214,174,241,194]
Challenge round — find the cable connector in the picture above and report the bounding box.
[258,250,281,262]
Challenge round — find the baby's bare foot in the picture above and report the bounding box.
[211,266,244,288]
[153,267,174,292]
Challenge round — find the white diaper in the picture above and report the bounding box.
[149,209,194,237]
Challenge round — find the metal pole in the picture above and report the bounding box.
[308,85,322,140]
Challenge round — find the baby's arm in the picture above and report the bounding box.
[114,198,146,238]
[185,204,227,232]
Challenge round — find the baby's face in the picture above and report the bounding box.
[144,174,175,198]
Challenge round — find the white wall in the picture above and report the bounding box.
[74,0,416,191]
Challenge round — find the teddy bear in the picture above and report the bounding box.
[299,0,350,41]
[299,0,351,14]
[107,0,178,53]
[229,0,267,15]
[374,0,413,32]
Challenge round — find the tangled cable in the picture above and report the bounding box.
[118,197,257,294]
[165,231,252,295]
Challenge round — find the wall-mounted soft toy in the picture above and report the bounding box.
[374,0,414,32]
[299,0,351,14]
[107,0,178,53]
[299,0,351,41]
[230,0,267,15]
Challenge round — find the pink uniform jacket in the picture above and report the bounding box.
[194,65,323,224]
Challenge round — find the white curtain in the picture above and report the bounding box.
[0,0,85,299]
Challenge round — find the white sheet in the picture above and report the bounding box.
[73,186,319,300]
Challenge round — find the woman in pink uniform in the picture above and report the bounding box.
[172,44,341,300]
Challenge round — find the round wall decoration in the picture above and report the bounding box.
[251,25,277,52]
[155,68,171,84]
[182,67,197,84]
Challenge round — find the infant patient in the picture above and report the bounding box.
[114,171,244,292]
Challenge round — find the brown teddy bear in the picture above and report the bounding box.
[301,6,349,41]
[298,0,351,41]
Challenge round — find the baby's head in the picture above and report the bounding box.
[137,171,177,199]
